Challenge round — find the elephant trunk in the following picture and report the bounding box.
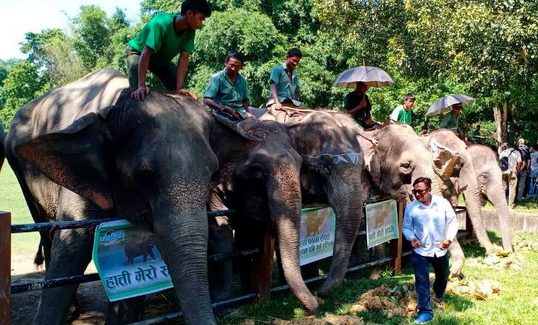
[153,202,216,325]
[270,165,318,314]
[486,185,513,251]
[317,168,362,297]
[460,164,493,253]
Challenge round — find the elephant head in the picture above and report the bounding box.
[426,130,493,255]
[286,111,364,298]
[208,116,319,313]
[14,90,221,325]
[469,144,512,252]
[359,124,443,202]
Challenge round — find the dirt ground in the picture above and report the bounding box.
[10,254,108,325]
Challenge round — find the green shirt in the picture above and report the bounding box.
[267,63,300,105]
[129,13,195,67]
[343,91,371,125]
[440,111,459,131]
[390,105,412,124]
[204,69,250,119]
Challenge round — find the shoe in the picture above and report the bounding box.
[414,313,433,324]
[433,294,444,302]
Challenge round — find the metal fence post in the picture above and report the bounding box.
[0,211,11,325]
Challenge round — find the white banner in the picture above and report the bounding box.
[365,199,399,249]
[299,207,336,266]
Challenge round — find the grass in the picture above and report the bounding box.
[219,232,538,324]
[0,163,40,257]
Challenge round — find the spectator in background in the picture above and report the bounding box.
[529,145,538,196]
[517,138,531,200]
[390,93,415,125]
[344,82,374,128]
[499,143,522,209]
[403,177,459,324]
[440,103,463,138]
[470,125,482,144]
[420,125,429,137]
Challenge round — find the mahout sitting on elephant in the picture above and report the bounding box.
[4,69,252,325]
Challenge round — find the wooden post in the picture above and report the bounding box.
[389,202,404,274]
[0,211,11,325]
[250,231,275,301]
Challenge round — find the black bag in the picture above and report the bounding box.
[499,150,514,172]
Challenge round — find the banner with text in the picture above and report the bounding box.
[365,199,399,249]
[92,220,173,302]
[299,207,336,266]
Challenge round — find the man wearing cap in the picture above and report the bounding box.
[390,93,415,125]
[203,51,255,121]
[440,103,463,138]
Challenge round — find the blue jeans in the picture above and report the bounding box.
[411,251,449,314]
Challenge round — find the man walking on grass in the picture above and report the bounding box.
[403,177,459,324]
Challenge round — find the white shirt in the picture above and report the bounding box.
[499,148,521,174]
[402,195,459,257]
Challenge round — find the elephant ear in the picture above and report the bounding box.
[15,111,115,210]
[212,113,267,141]
[429,140,463,180]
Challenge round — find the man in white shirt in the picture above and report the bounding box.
[403,177,459,324]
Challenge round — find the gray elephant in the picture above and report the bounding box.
[0,118,4,173]
[468,144,512,251]
[124,235,156,265]
[4,69,232,325]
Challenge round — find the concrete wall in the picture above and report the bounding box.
[482,209,538,233]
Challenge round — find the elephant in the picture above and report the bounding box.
[0,118,4,173]
[468,144,512,252]
[208,109,365,310]
[124,234,156,265]
[4,69,246,325]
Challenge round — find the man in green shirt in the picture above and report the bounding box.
[266,48,305,122]
[344,82,373,128]
[470,124,482,144]
[390,93,415,125]
[440,103,463,138]
[203,51,255,121]
[127,0,211,101]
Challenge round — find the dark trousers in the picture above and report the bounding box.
[411,251,449,315]
[126,48,177,90]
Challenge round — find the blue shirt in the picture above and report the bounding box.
[402,195,459,257]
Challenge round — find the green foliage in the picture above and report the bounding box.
[0,61,49,129]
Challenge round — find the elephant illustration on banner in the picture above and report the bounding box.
[124,234,156,265]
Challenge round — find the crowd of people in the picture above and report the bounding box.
[499,139,538,209]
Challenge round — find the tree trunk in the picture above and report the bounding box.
[493,102,508,145]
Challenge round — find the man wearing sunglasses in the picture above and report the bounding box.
[403,177,459,324]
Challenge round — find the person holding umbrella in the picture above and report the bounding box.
[426,94,474,139]
[333,65,394,128]
[344,82,374,128]
[439,103,463,136]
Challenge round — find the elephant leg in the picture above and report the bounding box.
[33,227,94,325]
[106,297,144,324]
[208,215,233,302]
[447,238,465,275]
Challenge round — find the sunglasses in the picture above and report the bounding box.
[412,188,429,195]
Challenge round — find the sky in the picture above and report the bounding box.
[0,0,142,60]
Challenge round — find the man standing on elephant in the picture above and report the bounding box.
[204,51,255,121]
[403,177,459,324]
[390,93,415,125]
[127,0,211,101]
[266,48,305,122]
